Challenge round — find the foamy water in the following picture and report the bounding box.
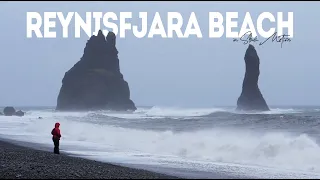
[1,106,320,178]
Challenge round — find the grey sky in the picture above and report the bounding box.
[0,2,319,107]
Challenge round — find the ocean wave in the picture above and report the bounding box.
[1,114,320,174]
[19,106,311,121]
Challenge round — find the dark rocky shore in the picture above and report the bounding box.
[0,140,180,179]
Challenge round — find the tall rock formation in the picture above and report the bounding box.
[236,44,269,111]
[56,30,136,111]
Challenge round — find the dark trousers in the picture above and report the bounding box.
[52,137,60,154]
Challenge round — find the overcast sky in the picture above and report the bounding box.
[0,2,319,107]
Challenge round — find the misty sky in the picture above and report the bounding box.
[0,1,319,107]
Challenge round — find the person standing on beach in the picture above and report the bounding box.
[51,122,62,154]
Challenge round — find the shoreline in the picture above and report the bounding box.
[0,136,245,179]
[0,138,181,179]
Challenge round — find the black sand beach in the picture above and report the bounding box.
[0,140,180,179]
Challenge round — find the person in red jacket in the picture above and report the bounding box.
[51,122,61,154]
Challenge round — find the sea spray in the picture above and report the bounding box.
[0,106,319,178]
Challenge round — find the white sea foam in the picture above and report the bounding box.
[0,106,319,178]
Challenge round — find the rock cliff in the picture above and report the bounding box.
[56,30,136,111]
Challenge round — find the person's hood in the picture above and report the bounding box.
[55,122,60,128]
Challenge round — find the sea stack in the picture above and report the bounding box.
[56,30,136,111]
[236,44,269,111]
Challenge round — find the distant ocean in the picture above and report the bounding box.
[1,105,320,178]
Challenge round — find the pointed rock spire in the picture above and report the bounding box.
[236,44,269,111]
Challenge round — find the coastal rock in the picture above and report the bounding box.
[56,30,136,111]
[236,44,269,111]
[14,110,25,117]
[3,107,25,116]
[3,106,16,116]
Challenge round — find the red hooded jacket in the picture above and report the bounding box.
[51,122,61,140]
